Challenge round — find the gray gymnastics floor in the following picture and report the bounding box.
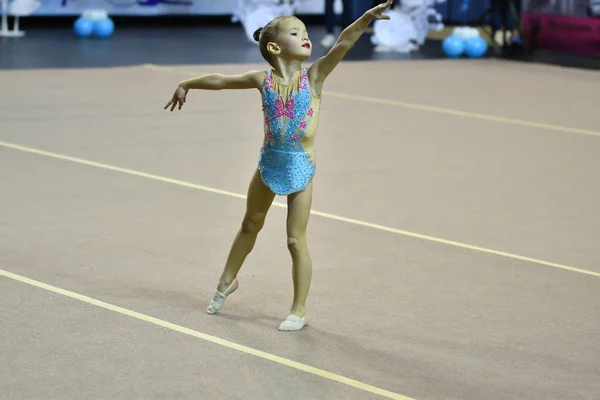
[1,48,599,399]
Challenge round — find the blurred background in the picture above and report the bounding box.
[1,0,598,70]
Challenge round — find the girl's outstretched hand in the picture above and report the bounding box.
[368,0,393,20]
[164,85,188,112]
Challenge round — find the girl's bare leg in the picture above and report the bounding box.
[278,180,313,330]
[207,169,275,314]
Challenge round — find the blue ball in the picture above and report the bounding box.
[464,36,488,58]
[73,17,94,38]
[442,35,466,58]
[93,18,115,38]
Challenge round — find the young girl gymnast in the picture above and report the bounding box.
[164,0,393,331]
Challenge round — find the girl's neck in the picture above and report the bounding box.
[271,59,303,84]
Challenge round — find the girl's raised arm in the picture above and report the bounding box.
[307,0,392,96]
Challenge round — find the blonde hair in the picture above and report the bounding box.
[253,16,294,67]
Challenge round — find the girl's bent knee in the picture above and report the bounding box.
[241,215,265,235]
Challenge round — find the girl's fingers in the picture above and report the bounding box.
[165,97,186,112]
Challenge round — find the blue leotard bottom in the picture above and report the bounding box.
[258,146,316,196]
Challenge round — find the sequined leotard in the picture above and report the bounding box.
[258,68,321,196]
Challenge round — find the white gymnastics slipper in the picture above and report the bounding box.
[278,314,307,331]
[206,279,238,315]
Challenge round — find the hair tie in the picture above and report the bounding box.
[253,27,263,42]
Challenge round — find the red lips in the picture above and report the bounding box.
[302,43,310,49]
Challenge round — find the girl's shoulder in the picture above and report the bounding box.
[248,69,269,86]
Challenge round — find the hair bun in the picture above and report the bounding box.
[253,27,263,42]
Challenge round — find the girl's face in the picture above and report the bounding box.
[275,18,312,61]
